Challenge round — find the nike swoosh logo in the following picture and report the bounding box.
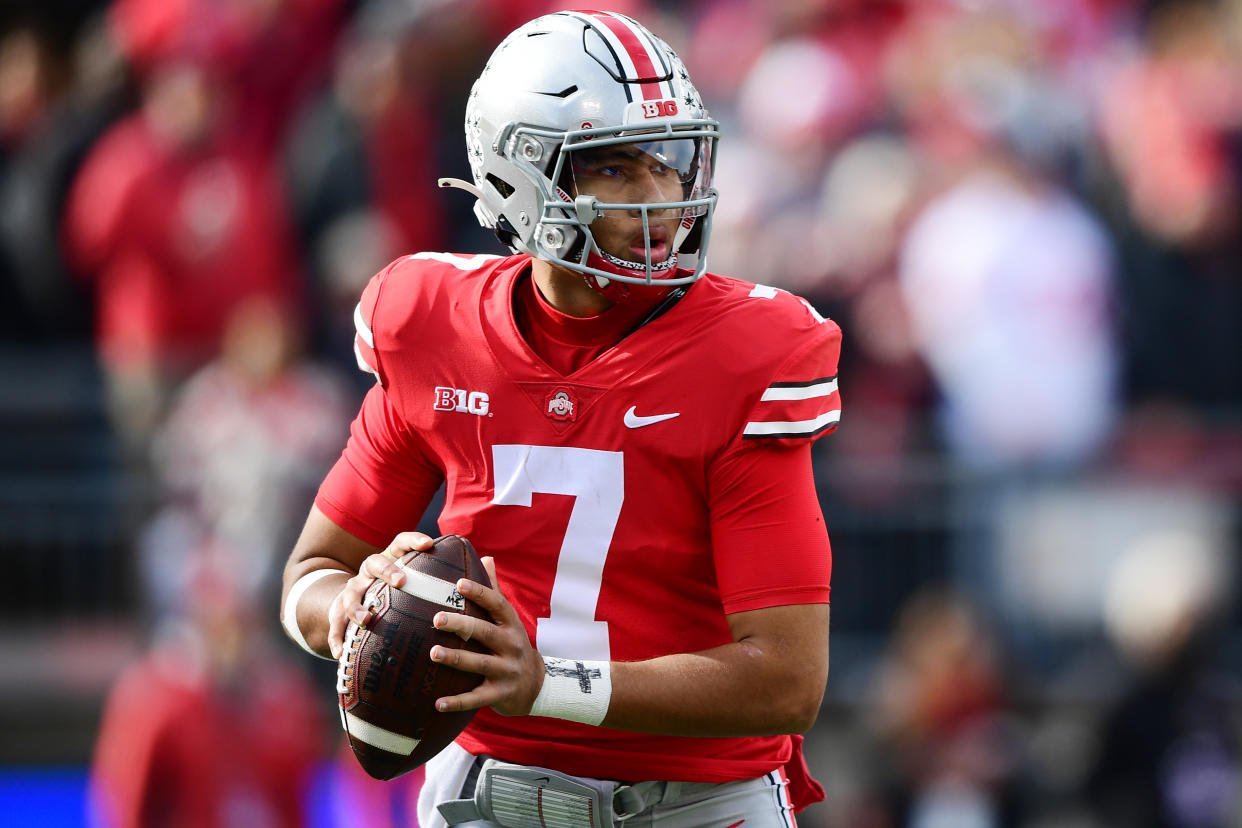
[623,406,680,428]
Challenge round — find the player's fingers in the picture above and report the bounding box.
[360,553,409,590]
[433,611,499,649]
[456,564,517,624]
[339,573,377,625]
[480,555,498,589]
[428,643,493,675]
[327,602,347,659]
[380,531,434,562]
[435,688,493,714]
[431,665,516,713]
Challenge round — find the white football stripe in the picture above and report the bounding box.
[744,409,841,437]
[396,565,465,609]
[760,379,838,402]
[353,302,374,347]
[341,709,420,755]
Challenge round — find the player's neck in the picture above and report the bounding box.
[530,259,613,318]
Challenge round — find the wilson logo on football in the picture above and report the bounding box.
[545,389,576,421]
[434,387,490,417]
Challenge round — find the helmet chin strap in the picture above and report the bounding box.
[582,250,679,304]
[597,248,679,275]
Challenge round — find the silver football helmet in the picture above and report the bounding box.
[440,10,719,296]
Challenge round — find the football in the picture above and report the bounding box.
[336,534,492,780]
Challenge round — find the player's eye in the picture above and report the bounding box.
[572,157,627,179]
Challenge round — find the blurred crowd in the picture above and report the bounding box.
[2,0,1242,826]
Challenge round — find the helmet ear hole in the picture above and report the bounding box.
[486,173,516,199]
[680,217,704,255]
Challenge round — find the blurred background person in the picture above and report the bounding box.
[140,296,353,613]
[60,54,308,456]
[867,587,1020,828]
[1085,530,1239,828]
[887,6,1123,679]
[0,17,121,345]
[1093,0,1242,413]
[88,295,352,826]
[280,3,451,380]
[88,540,323,828]
[892,4,1120,477]
[105,0,346,157]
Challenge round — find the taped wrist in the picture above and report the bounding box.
[281,568,347,660]
[528,656,612,726]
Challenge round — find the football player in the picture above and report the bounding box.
[281,10,842,827]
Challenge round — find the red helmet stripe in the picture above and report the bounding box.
[582,11,669,101]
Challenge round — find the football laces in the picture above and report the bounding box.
[336,591,383,695]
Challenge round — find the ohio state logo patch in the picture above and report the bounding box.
[545,388,576,421]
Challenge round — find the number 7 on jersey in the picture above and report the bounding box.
[491,444,623,661]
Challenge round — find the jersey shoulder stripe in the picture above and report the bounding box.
[691,275,843,445]
[728,290,842,445]
[743,409,842,440]
[353,301,381,384]
[352,256,399,386]
[760,376,838,402]
[351,252,517,388]
[745,373,841,439]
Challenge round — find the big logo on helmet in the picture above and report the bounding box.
[640,100,679,119]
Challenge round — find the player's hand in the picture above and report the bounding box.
[429,556,545,717]
[326,531,434,659]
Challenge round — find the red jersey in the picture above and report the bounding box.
[62,115,304,373]
[90,645,321,828]
[317,252,842,783]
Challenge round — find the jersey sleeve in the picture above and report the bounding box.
[315,384,444,548]
[740,317,842,444]
[708,440,831,614]
[704,293,840,613]
[352,257,408,387]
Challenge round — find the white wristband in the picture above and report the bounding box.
[281,568,347,660]
[528,657,612,726]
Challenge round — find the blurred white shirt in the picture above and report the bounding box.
[898,165,1118,471]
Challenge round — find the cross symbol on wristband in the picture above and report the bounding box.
[545,660,603,694]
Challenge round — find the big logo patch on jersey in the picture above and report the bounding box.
[434,386,491,416]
